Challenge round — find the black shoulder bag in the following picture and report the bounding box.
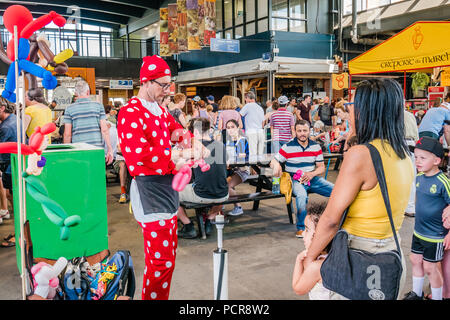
[320,143,403,300]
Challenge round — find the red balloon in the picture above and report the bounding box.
[3,5,33,34]
[28,132,43,151]
[6,39,15,61]
[41,123,56,135]
[0,142,34,155]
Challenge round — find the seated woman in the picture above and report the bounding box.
[218,95,243,144]
[177,118,229,239]
[224,119,250,216]
[302,79,414,300]
[310,120,328,150]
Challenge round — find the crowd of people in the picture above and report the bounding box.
[0,54,449,301]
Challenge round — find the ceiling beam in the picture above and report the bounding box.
[0,9,122,29]
[0,0,144,18]
[100,0,161,10]
[0,4,129,25]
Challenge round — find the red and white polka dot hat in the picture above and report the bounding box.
[140,55,172,84]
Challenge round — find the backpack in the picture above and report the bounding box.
[95,250,136,300]
[320,104,332,122]
[62,256,92,300]
[62,250,135,300]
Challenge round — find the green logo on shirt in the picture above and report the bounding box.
[430,184,437,194]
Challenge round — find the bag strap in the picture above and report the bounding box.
[337,143,402,257]
[365,143,402,256]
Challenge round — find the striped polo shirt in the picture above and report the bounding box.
[270,108,295,141]
[63,98,106,148]
[274,138,323,174]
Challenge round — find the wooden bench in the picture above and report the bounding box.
[180,191,292,239]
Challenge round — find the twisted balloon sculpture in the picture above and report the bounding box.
[0,5,71,102]
[23,173,80,240]
[0,122,81,240]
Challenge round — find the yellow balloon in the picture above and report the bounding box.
[54,49,74,64]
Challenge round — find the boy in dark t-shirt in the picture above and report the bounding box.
[177,118,229,238]
[403,137,450,300]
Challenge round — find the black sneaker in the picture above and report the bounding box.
[402,291,423,300]
[178,222,198,239]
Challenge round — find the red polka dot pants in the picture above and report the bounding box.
[138,215,178,300]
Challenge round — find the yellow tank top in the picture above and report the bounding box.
[342,139,414,239]
[25,105,52,144]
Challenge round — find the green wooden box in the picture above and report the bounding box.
[12,143,109,272]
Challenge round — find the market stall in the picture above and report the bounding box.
[347,21,450,100]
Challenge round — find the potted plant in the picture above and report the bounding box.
[411,72,430,97]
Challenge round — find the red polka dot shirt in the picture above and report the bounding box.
[117,97,189,177]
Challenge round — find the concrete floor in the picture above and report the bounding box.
[0,169,420,300]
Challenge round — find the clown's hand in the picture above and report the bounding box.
[26,153,44,176]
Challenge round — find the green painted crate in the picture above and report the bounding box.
[12,143,109,272]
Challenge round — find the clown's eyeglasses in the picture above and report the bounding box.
[151,80,171,90]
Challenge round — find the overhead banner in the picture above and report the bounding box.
[198,0,205,47]
[159,8,170,56]
[204,0,216,46]
[441,67,450,86]
[177,0,188,52]
[332,73,349,90]
[187,0,201,50]
[168,4,178,55]
[349,21,450,75]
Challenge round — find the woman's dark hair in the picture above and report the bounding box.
[225,119,239,128]
[353,78,408,159]
[27,88,47,104]
[104,104,112,114]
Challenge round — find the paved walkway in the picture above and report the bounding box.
[0,170,421,300]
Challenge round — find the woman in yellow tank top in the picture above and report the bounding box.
[24,88,52,144]
[303,79,414,300]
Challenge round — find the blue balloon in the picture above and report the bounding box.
[2,37,58,103]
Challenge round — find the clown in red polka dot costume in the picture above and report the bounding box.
[117,55,205,300]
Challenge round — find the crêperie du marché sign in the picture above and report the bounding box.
[210,38,240,54]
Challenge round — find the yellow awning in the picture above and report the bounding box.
[348,21,450,75]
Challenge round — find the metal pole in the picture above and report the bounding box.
[213,214,228,300]
[14,26,26,300]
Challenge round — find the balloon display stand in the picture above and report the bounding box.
[12,143,109,273]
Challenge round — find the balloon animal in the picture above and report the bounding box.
[0,5,67,102]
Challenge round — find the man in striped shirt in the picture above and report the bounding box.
[270,120,334,238]
[63,80,113,164]
[270,95,295,154]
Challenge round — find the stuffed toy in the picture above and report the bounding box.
[31,257,68,299]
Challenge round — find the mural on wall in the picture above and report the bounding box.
[159,8,170,56]
[159,0,216,55]
[177,0,188,52]
[187,0,201,50]
[168,3,178,55]
[204,0,216,46]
